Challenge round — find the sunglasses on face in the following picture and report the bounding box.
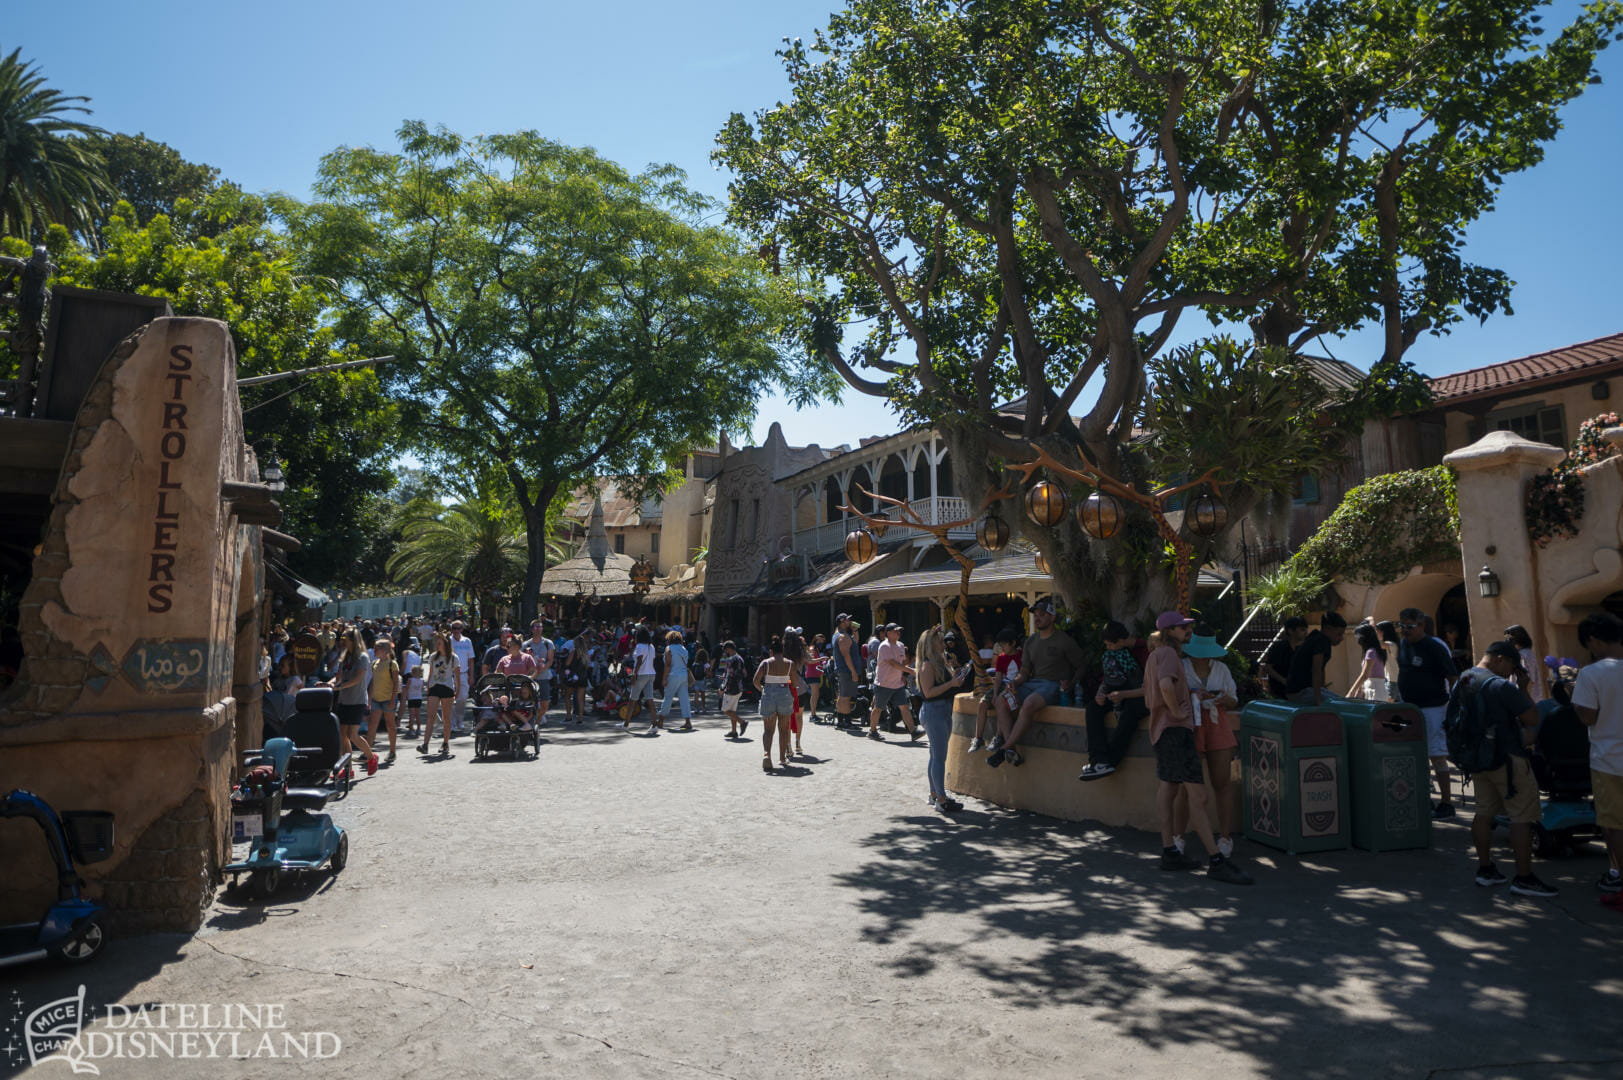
[1400,623,1420,630]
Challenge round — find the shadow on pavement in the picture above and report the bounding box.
[833,806,1622,1077]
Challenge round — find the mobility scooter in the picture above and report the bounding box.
[223,687,350,899]
[0,790,113,967]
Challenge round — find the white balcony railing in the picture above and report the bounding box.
[792,496,977,556]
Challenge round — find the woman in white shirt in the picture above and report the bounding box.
[624,627,659,730]
[1182,627,1240,858]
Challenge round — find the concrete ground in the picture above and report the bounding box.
[4,702,1621,1079]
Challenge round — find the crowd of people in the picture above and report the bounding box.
[1234,606,1623,902]
[258,597,1623,905]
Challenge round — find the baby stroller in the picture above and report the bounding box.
[472,674,542,760]
[1526,700,1601,857]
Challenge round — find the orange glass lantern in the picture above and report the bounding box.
[1024,481,1069,528]
[845,528,878,564]
[1078,491,1124,540]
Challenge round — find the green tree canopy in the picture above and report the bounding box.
[290,123,815,623]
[80,131,232,243]
[716,0,1621,617]
[26,188,399,583]
[0,46,109,239]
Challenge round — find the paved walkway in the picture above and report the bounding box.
[5,705,1621,1079]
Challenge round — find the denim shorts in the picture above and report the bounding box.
[759,685,795,717]
[1016,679,1061,708]
[873,685,910,709]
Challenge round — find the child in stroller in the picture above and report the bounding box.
[472,657,542,760]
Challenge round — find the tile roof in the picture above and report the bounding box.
[1427,332,1623,404]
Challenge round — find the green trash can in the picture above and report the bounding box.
[1330,699,1432,852]
[1239,700,1350,854]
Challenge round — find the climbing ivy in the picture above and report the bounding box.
[1265,467,1460,611]
[1526,412,1621,548]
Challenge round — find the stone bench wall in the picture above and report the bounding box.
[945,695,1239,833]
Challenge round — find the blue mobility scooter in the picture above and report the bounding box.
[224,687,350,899]
[0,790,113,968]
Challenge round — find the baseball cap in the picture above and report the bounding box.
[1485,640,1526,669]
[836,612,853,623]
[884,622,903,632]
[1030,598,1056,615]
[1155,611,1196,631]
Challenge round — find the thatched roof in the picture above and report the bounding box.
[539,497,638,597]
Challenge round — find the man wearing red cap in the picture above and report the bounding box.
[1148,611,1253,885]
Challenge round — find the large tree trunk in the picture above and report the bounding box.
[514,479,559,629]
[943,422,1181,629]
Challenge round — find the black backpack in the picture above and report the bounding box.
[1443,673,1510,776]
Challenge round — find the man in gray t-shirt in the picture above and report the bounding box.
[988,598,1082,768]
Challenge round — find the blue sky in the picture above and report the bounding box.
[9,0,1621,449]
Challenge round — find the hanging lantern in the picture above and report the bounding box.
[1024,481,1069,528]
[1078,491,1124,540]
[1478,566,1501,598]
[1033,551,1050,575]
[976,514,1011,552]
[845,528,878,564]
[1188,491,1229,538]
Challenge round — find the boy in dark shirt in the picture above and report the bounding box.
[1286,613,1346,705]
[1079,621,1148,780]
[1262,617,1308,698]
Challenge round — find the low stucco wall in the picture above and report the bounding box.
[945,695,1240,833]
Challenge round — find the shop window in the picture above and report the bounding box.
[1490,402,1565,447]
[614,535,625,554]
[1293,473,1320,505]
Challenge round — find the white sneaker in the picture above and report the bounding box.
[1217,836,1234,859]
[968,737,984,752]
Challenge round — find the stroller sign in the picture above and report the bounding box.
[25,984,97,1074]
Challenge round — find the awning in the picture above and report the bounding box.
[840,553,1232,603]
[266,560,331,609]
[841,553,1048,602]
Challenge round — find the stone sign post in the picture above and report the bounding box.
[0,318,263,931]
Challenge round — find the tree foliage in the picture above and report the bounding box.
[290,123,814,623]
[1272,465,1461,612]
[715,0,1621,615]
[80,131,232,244]
[30,189,398,583]
[386,477,526,621]
[0,46,109,239]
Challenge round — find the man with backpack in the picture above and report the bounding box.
[1451,641,1556,897]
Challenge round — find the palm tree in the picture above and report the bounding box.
[0,47,109,239]
[388,498,526,624]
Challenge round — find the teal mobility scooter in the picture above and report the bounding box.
[224,687,350,899]
[0,790,113,967]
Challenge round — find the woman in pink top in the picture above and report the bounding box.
[1348,623,1389,701]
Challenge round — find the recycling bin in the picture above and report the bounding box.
[1239,700,1350,854]
[1330,699,1432,852]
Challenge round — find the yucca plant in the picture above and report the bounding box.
[1249,563,1335,618]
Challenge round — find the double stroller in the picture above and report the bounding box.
[471,673,543,760]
